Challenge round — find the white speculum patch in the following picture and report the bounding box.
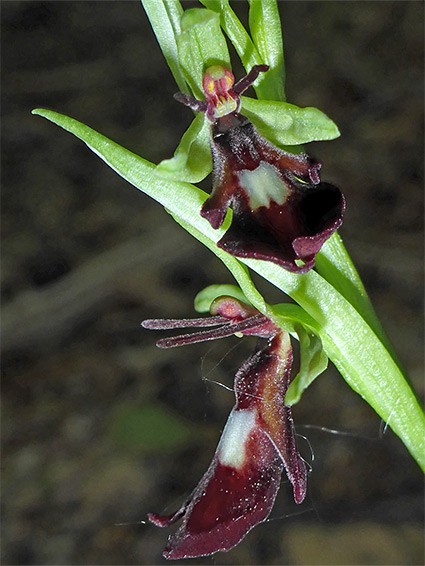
[237,162,289,210]
[217,409,256,469]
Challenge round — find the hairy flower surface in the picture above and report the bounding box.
[175,65,345,273]
[142,296,306,559]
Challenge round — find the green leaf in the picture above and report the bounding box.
[32,108,208,219]
[194,284,251,313]
[315,233,399,364]
[155,113,212,182]
[248,0,285,101]
[110,403,192,452]
[176,8,231,99]
[241,97,340,146]
[141,0,189,94]
[32,108,425,470]
[285,323,328,405]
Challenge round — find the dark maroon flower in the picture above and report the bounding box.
[175,65,345,273]
[142,296,306,559]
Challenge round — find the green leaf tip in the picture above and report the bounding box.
[141,0,188,94]
[248,0,286,101]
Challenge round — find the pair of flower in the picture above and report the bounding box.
[142,65,344,558]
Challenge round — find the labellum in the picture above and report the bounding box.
[142,296,306,559]
[175,65,345,273]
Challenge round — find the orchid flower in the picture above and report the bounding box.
[175,65,345,273]
[142,295,306,559]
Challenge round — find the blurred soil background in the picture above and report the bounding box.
[1,1,424,565]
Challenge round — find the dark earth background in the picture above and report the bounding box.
[2,1,424,564]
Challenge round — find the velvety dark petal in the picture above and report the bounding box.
[154,410,284,560]
[292,183,345,258]
[216,195,313,273]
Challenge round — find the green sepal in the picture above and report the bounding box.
[241,97,340,146]
[199,0,267,97]
[156,90,340,184]
[176,8,231,99]
[286,324,328,405]
[155,93,339,184]
[155,113,212,182]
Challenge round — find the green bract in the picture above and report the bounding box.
[32,0,425,471]
[285,323,329,406]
